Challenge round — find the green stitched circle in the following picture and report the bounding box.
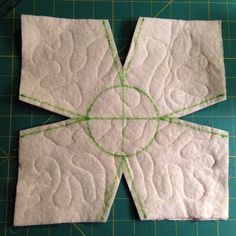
[86,85,160,158]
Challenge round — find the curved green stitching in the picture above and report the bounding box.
[20,114,227,139]
[20,93,227,139]
[86,84,121,115]
[18,92,228,138]
[86,84,160,158]
[19,18,227,224]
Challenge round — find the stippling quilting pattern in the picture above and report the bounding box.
[15,121,122,225]
[20,16,120,117]
[14,15,228,226]
[125,18,226,118]
[124,120,228,220]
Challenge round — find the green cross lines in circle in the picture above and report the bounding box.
[86,84,160,158]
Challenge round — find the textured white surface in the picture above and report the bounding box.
[15,15,228,226]
[124,120,228,220]
[125,18,226,118]
[19,15,120,117]
[14,121,122,225]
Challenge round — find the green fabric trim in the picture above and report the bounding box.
[102,20,123,84]
[123,17,145,77]
[20,92,227,139]
[159,116,228,138]
[123,158,147,219]
[162,93,225,118]
[19,17,227,223]
[99,156,125,221]
[20,117,89,138]
[20,94,81,118]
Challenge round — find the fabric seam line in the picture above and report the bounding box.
[123,158,147,219]
[20,93,81,117]
[99,157,125,221]
[162,93,225,118]
[102,18,144,82]
[102,20,123,84]
[19,93,227,138]
[123,17,145,77]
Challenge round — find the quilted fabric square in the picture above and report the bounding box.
[14,15,228,226]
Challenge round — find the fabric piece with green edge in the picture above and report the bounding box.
[14,15,228,226]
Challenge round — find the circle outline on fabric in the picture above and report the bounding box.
[86,84,160,158]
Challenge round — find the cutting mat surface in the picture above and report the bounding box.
[0,0,236,235]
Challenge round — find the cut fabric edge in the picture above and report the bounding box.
[19,117,90,138]
[159,117,229,138]
[98,165,123,222]
[102,20,123,83]
[13,187,120,226]
[123,118,228,221]
[139,216,228,221]
[124,163,228,221]
[123,159,148,220]
[123,17,145,76]
[15,121,123,226]
[14,159,122,226]
[161,93,226,119]
[21,14,108,24]
[19,94,80,119]
[13,216,109,227]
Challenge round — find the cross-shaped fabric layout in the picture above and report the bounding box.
[14,15,228,226]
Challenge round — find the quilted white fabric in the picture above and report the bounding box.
[14,15,228,226]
